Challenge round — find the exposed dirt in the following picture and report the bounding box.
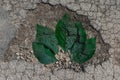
[4,3,110,72]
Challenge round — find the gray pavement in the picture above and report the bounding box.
[0,0,120,80]
[0,7,15,60]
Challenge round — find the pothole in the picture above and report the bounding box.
[4,3,110,72]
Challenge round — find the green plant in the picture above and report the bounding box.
[32,14,96,64]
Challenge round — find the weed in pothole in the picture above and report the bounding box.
[5,3,110,72]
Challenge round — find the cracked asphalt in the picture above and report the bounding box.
[0,0,120,80]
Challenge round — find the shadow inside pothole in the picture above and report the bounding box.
[4,3,110,72]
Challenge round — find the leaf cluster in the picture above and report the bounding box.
[32,14,96,64]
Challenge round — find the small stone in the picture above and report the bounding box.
[66,57,70,62]
[67,3,80,11]
[29,50,33,54]
[55,61,59,64]
[56,64,59,67]
[20,56,24,60]
[69,61,72,64]
[16,52,19,56]
[49,0,60,5]
[17,56,20,59]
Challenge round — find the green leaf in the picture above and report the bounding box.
[70,42,84,63]
[35,24,58,54]
[32,24,58,64]
[75,22,86,43]
[35,24,54,41]
[70,21,96,63]
[36,24,54,36]
[71,37,96,63]
[32,42,57,64]
[83,37,96,60]
[66,36,76,50]
[55,14,77,51]
[55,14,71,51]
[77,38,96,63]
[55,20,66,51]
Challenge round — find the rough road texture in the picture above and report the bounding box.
[0,0,120,80]
[0,7,15,60]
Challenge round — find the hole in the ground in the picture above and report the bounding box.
[5,3,110,72]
